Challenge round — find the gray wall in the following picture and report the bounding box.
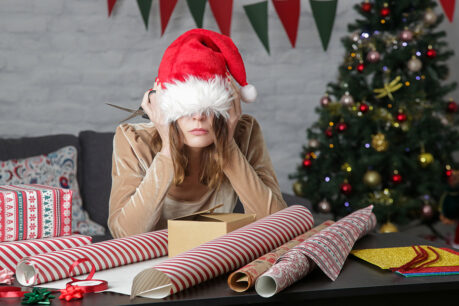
[1,0,458,194]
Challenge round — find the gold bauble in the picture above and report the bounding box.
[293,181,303,197]
[363,170,382,188]
[418,152,434,167]
[341,162,352,173]
[371,133,389,152]
[379,221,399,233]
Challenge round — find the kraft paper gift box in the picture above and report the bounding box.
[167,204,256,258]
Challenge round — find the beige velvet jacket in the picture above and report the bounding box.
[108,114,287,238]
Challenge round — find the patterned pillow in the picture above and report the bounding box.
[0,146,105,236]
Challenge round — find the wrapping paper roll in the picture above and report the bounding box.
[227,220,334,292]
[16,230,168,285]
[0,234,92,273]
[131,205,314,299]
[256,205,376,297]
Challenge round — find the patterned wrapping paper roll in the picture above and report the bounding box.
[227,220,334,292]
[16,229,168,286]
[0,234,92,273]
[255,205,377,298]
[131,205,314,299]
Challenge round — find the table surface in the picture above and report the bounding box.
[4,232,459,306]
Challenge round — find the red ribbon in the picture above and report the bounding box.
[0,286,29,298]
[65,258,108,294]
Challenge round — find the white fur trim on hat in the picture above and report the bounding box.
[158,75,233,123]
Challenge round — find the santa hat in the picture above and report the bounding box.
[156,28,257,123]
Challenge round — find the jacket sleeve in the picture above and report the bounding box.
[107,124,174,238]
[222,117,287,219]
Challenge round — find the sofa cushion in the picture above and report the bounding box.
[79,131,115,230]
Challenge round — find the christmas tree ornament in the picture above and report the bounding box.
[373,76,403,101]
[396,112,407,122]
[340,91,354,106]
[380,4,390,17]
[379,221,398,233]
[426,46,437,58]
[366,50,380,63]
[340,181,352,195]
[293,181,303,197]
[357,62,365,73]
[400,29,413,41]
[363,170,382,188]
[325,127,333,138]
[445,165,453,178]
[317,199,332,213]
[308,138,320,149]
[407,56,422,72]
[350,31,360,42]
[341,162,352,173]
[391,170,402,184]
[418,152,434,167]
[359,103,370,113]
[336,122,348,132]
[320,94,331,107]
[371,133,389,152]
[447,100,458,113]
[421,203,433,218]
[423,8,438,25]
[303,158,312,168]
[361,1,372,13]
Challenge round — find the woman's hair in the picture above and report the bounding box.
[150,115,248,190]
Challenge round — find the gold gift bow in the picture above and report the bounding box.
[373,76,403,101]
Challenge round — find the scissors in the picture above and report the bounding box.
[106,90,155,123]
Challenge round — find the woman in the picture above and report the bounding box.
[108,29,287,238]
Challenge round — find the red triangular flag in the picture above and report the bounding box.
[209,0,233,36]
[272,0,300,48]
[440,0,456,22]
[107,0,117,17]
[160,0,178,36]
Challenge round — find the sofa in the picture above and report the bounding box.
[0,130,312,240]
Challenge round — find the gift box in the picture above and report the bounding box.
[167,204,256,257]
[0,184,72,242]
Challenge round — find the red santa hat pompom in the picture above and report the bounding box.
[156,28,257,123]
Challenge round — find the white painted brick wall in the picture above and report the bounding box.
[1,0,458,194]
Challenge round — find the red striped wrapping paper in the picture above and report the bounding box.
[255,205,377,297]
[15,229,168,286]
[0,234,92,273]
[0,184,72,242]
[131,205,314,299]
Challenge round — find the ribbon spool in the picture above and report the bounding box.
[66,258,108,293]
[0,286,29,298]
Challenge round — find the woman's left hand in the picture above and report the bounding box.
[225,76,242,146]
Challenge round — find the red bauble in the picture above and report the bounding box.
[380,7,390,17]
[303,158,312,168]
[357,63,365,72]
[447,101,458,113]
[361,2,372,12]
[392,174,403,184]
[336,122,348,132]
[340,183,352,195]
[446,169,453,177]
[426,49,437,58]
[359,103,369,113]
[396,113,407,122]
[325,128,333,138]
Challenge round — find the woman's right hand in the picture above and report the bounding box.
[141,81,172,158]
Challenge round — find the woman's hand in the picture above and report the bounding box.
[225,76,242,146]
[141,81,173,157]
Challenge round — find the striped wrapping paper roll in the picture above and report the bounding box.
[16,229,168,285]
[0,234,92,273]
[131,205,314,299]
[255,205,377,297]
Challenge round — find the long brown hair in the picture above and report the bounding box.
[151,115,248,190]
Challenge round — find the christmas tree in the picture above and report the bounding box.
[290,0,459,230]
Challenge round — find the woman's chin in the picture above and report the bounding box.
[184,138,214,148]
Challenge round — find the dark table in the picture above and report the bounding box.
[4,232,459,306]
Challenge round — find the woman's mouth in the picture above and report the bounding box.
[189,128,209,136]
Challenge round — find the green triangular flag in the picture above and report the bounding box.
[137,0,153,30]
[243,1,269,54]
[187,0,207,28]
[309,0,337,51]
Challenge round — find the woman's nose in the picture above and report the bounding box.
[192,113,206,120]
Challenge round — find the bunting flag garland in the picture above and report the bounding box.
[137,0,153,30]
[272,0,300,48]
[309,0,338,51]
[440,0,456,22]
[186,0,207,28]
[107,0,117,17]
[243,1,270,53]
[209,0,233,36]
[160,0,178,36]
